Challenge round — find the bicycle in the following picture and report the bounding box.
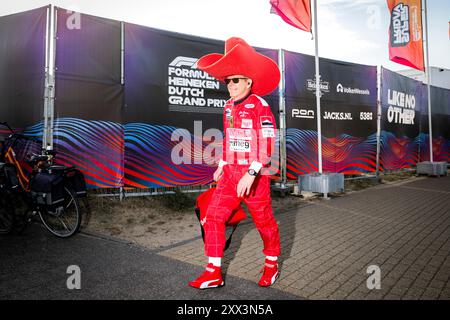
[1,122,85,238]
[0,162,17,234]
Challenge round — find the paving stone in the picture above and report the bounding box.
[383,293,403,300]
[364,290,385,300]
[387,285,410,297]
[420,288,442,300]
[438,288,450,300]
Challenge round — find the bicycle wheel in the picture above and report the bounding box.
[0,192,15,234]
[38,187,81,238]
[11,192,31,235]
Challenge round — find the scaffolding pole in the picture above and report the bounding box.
[278,48,287,187]
[43,5,56,150]
[423,0,433,162]
[313,0,323,174]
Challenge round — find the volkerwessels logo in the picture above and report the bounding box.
[167,56,226,110]
[336,83,370,95]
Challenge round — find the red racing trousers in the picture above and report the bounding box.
[203,165,281,258]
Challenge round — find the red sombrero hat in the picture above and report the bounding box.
[197,37,280,96]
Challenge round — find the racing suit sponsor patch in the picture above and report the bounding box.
[227,128,252,153]
[238,110,249,118]
[261,128,275,138]
[229,140,251,152]
[227,116,233,128]
[260,116,274,128]
[241,119,253,128]
[227,128,253,140]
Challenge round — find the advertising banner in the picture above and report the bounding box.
[55,8,123,121]
[0,6,47,131]
[387,0,424,71]
[285,51,377,178]
[419,85,450,162]
[124,24,279,187]
[380,67,423,170]
[54,8,124,188]
[430,86,450,162]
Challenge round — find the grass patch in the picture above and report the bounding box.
[155,188,196,211]
[379,170,415,182]
[345,177,379,191]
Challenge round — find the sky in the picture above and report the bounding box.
[1,0,449,71]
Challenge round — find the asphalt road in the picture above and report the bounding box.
[0,223,299,300]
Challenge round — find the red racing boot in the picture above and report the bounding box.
[258,259,280,287]
[189,263,224,289]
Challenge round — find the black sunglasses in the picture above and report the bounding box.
[225,77,247,85]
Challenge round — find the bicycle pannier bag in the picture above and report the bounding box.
[64,168,87,198]
[30,171,65,206]
[0,163,19,189]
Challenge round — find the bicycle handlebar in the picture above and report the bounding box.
[1,121,53,163]
[0,121,39,143]
[10,133,39,143]
[27,153,51,165]
[0,121,14,134]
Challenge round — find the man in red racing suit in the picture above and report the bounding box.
[189,37,281,289]
[205,94,280,259]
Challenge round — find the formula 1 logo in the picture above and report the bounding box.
[169,56,199,68]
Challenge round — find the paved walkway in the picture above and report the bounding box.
[0,175,449,300]
[160,175,450,300]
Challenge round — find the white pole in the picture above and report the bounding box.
[278,49,287,186]
[424,0,433,162]
[48,6,57,150]
[43,6,50,150]
[313,0,322,174]
[121,21,125,85]
[376,66,381,177]
[43,5,56,150]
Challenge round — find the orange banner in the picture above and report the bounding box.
[387,0,424,71]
